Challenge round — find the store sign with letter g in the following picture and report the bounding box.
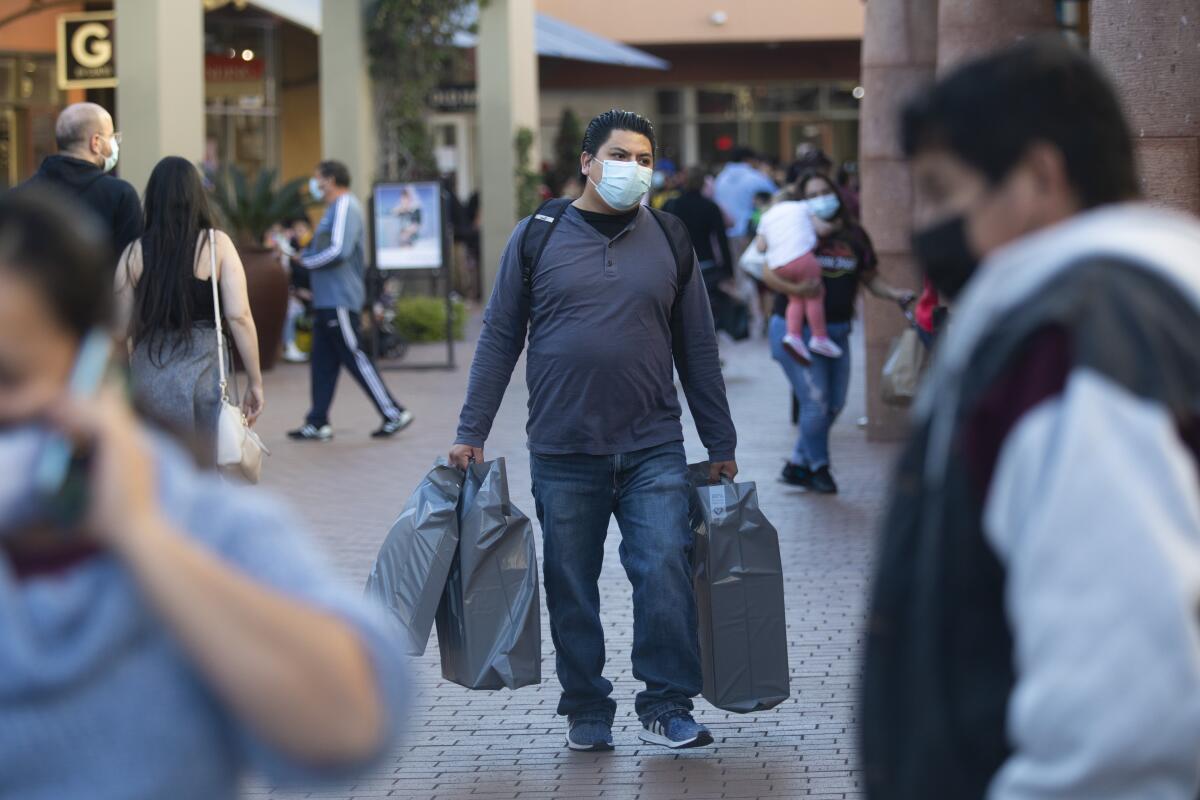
[58,12,117,89]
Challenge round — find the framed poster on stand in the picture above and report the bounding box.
[369,181,456,370]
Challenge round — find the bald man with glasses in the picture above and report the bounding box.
[23,102,141,269]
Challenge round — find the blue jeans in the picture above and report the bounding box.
[530,441,701,725]
[768,315,852,469]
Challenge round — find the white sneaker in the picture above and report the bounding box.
[283,343,309,363]
[782,334,812,365]
[808,335,844,358]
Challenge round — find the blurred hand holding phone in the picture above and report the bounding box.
[33,329,116,526]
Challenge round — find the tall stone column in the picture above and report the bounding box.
[859,0,938,441]
[477,0,540,295]
[320,0,373,206]
[1091,1,1200,214]
[115,0,205,193]
[937,0,1057,72]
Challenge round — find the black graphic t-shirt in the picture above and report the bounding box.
[772,224,877,324]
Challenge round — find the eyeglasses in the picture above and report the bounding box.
[111,132,122,145]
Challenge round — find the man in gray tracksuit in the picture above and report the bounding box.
[287,160,412,441]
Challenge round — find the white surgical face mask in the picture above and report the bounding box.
[589,158,653,212]
[308,177,325,201]
[807,192,841,221]
[102,136,119,173]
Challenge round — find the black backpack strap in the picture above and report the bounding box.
[647,206,697,301]
[519,197,573,295]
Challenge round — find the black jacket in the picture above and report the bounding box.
[23,155,142,267]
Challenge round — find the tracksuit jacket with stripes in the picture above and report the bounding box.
[301,193,367,310]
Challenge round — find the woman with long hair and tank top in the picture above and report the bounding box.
[115,156,264,463]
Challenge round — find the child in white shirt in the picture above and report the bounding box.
[756,195,843,363]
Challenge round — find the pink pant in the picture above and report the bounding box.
[773,252,826,339]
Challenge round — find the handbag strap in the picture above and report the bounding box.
[208,229,227,395]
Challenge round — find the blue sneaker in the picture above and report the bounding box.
[566,717,614,752]
[639,709,713,749]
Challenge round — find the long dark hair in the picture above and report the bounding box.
[130,156,219,364]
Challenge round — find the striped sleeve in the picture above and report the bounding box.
[300,196,351,270]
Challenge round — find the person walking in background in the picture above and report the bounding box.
[835,161,862,219]
[22,102,141,268]
[449,110,737,753]
[761,171,912,494]
[287,160,413,442]
[785,143,833,186]
[0,188,408,800]
[114,156,264,466]
[864,39,1200,800]
[275,216,314,364]
[713,147,777,256]
[664,167,734,327]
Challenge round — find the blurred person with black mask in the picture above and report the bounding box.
[863,37,1200,800]
[22,102,141,270]
[0,188,409,799]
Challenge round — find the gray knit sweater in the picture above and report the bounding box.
[0,437,408,799]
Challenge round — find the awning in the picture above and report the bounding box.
[228,2,667,71]
[236,0,322,33]
[453,11,669,70]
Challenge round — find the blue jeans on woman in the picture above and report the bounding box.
[768,314,852,469]
[530,441,702,726]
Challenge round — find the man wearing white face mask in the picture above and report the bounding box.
[450,110,738,753]
[23,103,141,272]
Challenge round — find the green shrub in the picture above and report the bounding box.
[393,296,466,342]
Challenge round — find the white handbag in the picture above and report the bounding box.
[209,230,269,482]
[738,239,768,280]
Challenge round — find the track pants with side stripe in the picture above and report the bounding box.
[305,307,404,427]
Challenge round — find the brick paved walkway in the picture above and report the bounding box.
[242,319,899,800]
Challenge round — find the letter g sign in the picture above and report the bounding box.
[72,22,111,70]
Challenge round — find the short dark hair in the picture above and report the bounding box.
[582,109,656,157]
[0,187,113,338]
[317,160,351,188]
[683,166,708,193]
[728,147,756,164]
[901,36,1137,209]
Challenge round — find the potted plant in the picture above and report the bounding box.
[209,166,309,370]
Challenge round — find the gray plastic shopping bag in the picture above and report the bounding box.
[365,462,464,656]
[435,458,541,690]
[688,463,790,713]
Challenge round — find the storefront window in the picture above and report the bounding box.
[697,121,739,167]
[828,84,862,112]
[0,54,63,188]
[697,89,737,116]
[656,89,681,116]
[204,16,279,179]
[750,85,820,114]
[656,121,683,168]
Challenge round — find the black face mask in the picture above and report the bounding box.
[911,215,979,300]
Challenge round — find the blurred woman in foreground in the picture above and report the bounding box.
[0,189,406,799]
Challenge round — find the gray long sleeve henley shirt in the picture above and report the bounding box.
[455,204,737,462]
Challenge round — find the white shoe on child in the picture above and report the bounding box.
[283,343,310,363]
[808,336,844,358]
[782,334,812,365]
